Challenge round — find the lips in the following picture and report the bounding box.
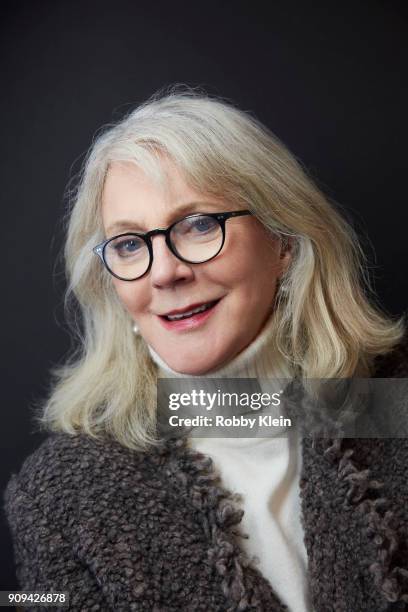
[160,299,221,321]
[156,298,222,331]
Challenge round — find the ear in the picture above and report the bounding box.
[279,235,294,275]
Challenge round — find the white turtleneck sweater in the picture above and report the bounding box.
[147,315,314,612]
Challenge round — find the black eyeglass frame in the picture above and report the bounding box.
[92,209,253,281]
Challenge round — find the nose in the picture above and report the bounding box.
[149,234,194,288]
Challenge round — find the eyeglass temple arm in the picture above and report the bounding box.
[93,245,105,262]
[219,210,252,220]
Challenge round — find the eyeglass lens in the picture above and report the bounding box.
[104,215,223,280]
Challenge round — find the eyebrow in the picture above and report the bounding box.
[105,201,222,236]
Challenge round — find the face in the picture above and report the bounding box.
[101,158,292,375]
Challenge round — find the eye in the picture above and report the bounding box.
[175,215,219,235]
[109,236,146,258]
[191,216,218,232]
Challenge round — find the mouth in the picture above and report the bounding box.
[157,298,222,330]
[160,299,221,321]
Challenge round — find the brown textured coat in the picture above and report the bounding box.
[3,339,408,611]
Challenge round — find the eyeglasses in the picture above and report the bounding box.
[92,210,253,281]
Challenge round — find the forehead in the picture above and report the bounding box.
[101,159,226,234]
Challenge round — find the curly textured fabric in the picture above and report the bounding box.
[3,336,408,612]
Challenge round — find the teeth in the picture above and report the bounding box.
[166,302,214,321]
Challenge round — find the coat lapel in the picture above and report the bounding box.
[164,425,408,612]
[160,435,290,611]
[299,434,408,611]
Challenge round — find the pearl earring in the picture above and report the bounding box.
[132,322,140,334]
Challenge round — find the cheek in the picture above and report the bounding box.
[112,280,149,317]
[229,249,280,311]
[227,239,279,289]
[228,224,279,273]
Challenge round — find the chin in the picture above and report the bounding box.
[165,353,221,376]
[170,361,213,376]
[167,346,236,376]
[154,338,234,375]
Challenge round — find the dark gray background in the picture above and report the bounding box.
[1,0,407,589]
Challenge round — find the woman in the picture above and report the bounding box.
[4,89,408,612]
